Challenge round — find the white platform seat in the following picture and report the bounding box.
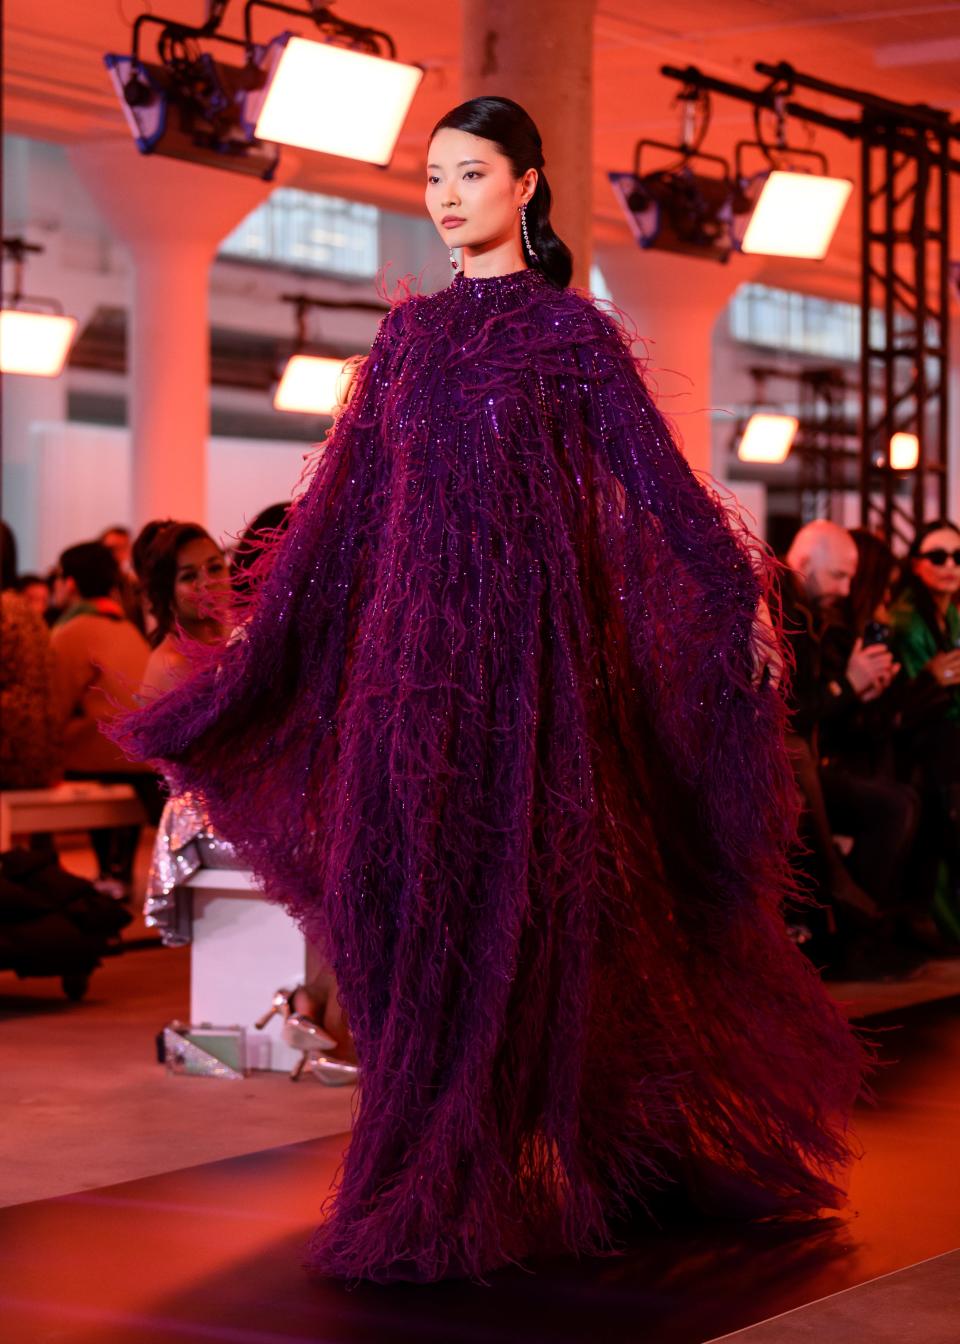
[0,781,147,851]
[184,869,311,1073]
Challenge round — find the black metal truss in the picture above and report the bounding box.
[662,61,959,545]
[859,115,952,548]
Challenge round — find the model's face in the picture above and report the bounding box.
[174,538,230,624]
[913,527,960,600]
[425,128,536,256]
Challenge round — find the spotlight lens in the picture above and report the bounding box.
[737,413,798,464]
[274,354,351,414]
[741,171,853,260]
[0,310,77,377]
[253,37,423,166]
[889,431,919,471]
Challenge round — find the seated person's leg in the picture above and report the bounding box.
[918,724,960,937]
[819,766,920,911]
[64,769,148,895]
[786,734,878,921]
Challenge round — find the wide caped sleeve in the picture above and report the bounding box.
[106,305,406,897]
[569,298,800,920]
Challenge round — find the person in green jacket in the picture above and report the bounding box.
[890,519,960,937]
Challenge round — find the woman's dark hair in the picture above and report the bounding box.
[430,96,573,290]
[1,521,17,591]
[59,542,119,599]
[847,528,898,635]
[15,572,49,592]
[231,502,290,596]
[898,517,960,651]
[132,518,176,582]
[140,521,221,647]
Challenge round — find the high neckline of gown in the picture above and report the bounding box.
[452,268,545,294]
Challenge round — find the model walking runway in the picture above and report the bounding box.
[113,97,866,1282]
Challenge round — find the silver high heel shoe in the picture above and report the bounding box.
[255,986,358,1083]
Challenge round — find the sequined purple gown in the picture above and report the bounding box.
[114,270,865,1282]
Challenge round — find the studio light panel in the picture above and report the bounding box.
[737,413,798,464]
[889,432,920,471]
[250,37,423,166]
[0,310,78,377]
[740,171,853,260]
[274,354,351,414]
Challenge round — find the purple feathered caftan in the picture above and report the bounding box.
[113,269,866,1282]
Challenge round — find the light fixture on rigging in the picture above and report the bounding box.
[1,238,78,378]
[660,59,960,538]
[246,27,423,165]
[739,169,852,259]
[275,353,350,414]
[105,1,280,179]
[105,0,423,179]
[736,412,799,464]
[627,68,853,264]
[888,431,920,471]
[273,291,388,414]
[732,79,852,260]
[609,87,750,264]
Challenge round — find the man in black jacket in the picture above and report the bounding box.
[781,521,919,971]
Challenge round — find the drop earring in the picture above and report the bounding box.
[449,247,459,272]
[519,203,539,262]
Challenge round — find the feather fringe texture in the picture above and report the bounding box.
[109,269,868,1283]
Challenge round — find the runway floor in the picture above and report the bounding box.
[1,995,958,1344]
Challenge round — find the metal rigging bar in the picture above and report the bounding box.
[859,113,951,547]
[661,61,958,543]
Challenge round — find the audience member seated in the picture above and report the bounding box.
[49,541,157,897]
[1,522,60,790]
[781,520,919,976]
[136,522,233,942]
[817,529,923,936]
[100,524,145,635]
[890,519,960,942]
[140,523,232,697]
[230,502,290,598]
[100,525,132,571]
[13,572,52,622]
[131,518,175,638]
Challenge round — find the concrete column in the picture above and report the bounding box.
[596,245,761,478]
[126,239,213,527]
[460,0,595,289]
[69,145,274,528]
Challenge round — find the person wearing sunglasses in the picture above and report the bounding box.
[890,518,960,940]
[892,520,960,708]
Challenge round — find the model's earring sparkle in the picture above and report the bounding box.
[519,203,539,261]
[449,247,459,272]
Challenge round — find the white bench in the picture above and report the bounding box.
[0,781,147,850]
